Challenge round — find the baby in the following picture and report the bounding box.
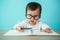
[14,2,52,33]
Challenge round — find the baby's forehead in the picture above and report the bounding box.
[27,14,39,16]
[27,11,39,16]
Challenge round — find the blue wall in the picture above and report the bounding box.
[0,0,60,30]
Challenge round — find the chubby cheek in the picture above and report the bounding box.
[27,19,30,21]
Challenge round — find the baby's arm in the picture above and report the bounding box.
[41,28,52,33]
[16,26,24,32]
[14,24,24,32]
[41,23,52,33]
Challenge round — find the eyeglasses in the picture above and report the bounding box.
[26,14,39,20]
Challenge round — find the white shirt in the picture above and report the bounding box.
[14,20,51,30]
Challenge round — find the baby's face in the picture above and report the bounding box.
[26,7,40,25]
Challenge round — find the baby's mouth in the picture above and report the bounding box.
[31,20,34,22]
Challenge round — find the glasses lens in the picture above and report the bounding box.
[27,14,39,20]
[27,15,32,19]
[34,16,39,20]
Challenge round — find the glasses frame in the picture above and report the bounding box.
[26,14,39,20]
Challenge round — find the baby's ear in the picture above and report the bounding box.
[25,14,27,16]
[25,14,27,18]
[25,13,27,16]
[39,14,41,18]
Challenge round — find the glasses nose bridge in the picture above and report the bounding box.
[31,16,35,20]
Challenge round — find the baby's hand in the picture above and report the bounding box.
[16,26,24,32]
[41,28,52,33]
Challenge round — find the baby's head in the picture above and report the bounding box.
[26,2,42,25]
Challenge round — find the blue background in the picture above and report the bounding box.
[0,0,60,30]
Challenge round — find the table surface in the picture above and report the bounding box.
[0,30,60,40]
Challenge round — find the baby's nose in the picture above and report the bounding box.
[31,17,34,20]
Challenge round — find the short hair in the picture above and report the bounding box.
[26,2,42,18]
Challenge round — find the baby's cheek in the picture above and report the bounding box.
[34,20,38,22]
[27,19,30,21]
